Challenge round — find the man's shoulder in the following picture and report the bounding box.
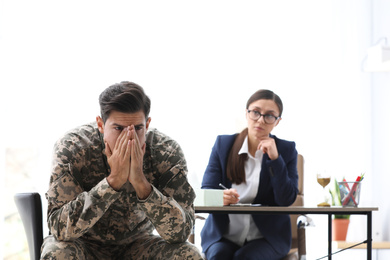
[61,122,98,138]
[56,122,101,149]
[145,128,178,148]
[145,128,185,164]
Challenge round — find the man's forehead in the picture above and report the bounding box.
[107,110,146,126]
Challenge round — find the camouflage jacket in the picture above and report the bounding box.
[46,122,195,245]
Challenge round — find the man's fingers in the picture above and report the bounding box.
[113,127,128,151]
[130,133,142,161]
[125,139,131,160]
[105,141,112,157]
[119,127,133,157]
[120,129,131,158]
[129,127,143,156]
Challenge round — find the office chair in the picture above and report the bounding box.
[14,192,43,260]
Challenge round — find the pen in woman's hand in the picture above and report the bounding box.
[219,183,238,199]
[219,183,229,190]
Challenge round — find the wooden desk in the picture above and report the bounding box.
[195,205,378,260]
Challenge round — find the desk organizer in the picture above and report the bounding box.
[338,181,361,207]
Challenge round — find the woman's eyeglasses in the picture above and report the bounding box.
[247,110,280,124]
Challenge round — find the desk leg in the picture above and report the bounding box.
[328,214,332,260]
[367,212,372,260]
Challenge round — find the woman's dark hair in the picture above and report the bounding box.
[226,89,283,184]
[99,81,151,123]
[246,89,283,116]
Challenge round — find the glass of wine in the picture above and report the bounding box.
[317,173,331,207]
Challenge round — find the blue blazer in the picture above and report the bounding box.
[200,133,298,256]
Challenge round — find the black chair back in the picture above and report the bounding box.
[14,192,43,260]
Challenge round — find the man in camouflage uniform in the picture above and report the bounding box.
[41,82,203,259]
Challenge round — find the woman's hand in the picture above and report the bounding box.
[257,137,279,160]
[223,188,240,205]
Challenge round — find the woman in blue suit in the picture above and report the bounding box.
[201,89,298,260]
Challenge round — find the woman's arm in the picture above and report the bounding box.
[266,141,299,206]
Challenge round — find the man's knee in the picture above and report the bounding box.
[132,236,203,260]
[167,242,203,260]
[41,236,86,260]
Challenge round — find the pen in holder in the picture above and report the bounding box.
[338,181,362,207]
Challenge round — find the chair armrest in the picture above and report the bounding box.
[297,215,314,229]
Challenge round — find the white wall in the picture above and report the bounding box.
[371,0,390,242]
[0,0,388,259]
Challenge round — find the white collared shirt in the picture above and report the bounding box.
[223,136,264,246]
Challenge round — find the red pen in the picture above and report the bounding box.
[342,175,362,206]
[342,178,358,205]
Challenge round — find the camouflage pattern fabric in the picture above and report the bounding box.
[41,122,203,259]
[41,235,202,259]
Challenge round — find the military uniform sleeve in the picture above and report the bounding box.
[46,135,122,241]
[137,134,195,244]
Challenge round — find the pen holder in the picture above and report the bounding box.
[338,181,362,207]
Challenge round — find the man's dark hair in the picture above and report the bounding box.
[99,81,151,123]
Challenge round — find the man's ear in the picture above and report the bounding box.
[146,117,151,131]
[96,116,104,133]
